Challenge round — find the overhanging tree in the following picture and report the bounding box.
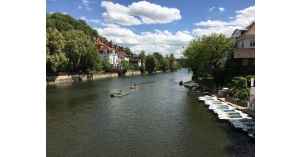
[183,33,233,83]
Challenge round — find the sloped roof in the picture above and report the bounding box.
[234,48,255,58]
[238,23,255,39]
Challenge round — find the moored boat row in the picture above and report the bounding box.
[198,94,255,141]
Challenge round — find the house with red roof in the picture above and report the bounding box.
[93,37,140,70]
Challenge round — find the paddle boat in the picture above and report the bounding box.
[183,81,198,88]
[218,115,252,122]
[130,84,138,89]
[208,104,235,112]
[187,90,208,95]
[228,118,255,127]
[232,122,255,132]
[110,91,129,97]
[198,95,217,102]
[204,99,221,107]
[217,111,248,117]
[213,109,243,115]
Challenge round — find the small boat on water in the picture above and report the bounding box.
[110,92,129,97]
[187,90,209,95]
[198,95,217,102]
[218,115,252,122]
[129,84,138,89]
[183,81,198,88]
[232,122,255,132]
[228,118,255,127]
[130,85,138,89]
[209,104,235,112]
[213,109,243,115]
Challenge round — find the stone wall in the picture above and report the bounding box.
[46,72,118,84]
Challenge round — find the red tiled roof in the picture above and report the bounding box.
[234,48,255,58]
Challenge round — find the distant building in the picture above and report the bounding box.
[93,37,140,70]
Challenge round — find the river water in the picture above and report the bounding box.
[46,68,254,157]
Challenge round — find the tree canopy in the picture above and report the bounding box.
[183,33,233,78]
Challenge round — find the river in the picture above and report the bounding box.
[46,68,254,157]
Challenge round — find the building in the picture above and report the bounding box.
[230,22,255,76]
[93,37,140,70]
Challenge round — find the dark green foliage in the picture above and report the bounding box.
[46,12,104,39]
[101,58,114,72]
[145,55,157,74]
[227,77,250,101]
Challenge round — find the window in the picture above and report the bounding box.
[242,59,248,66]
[242,41,244,47]
[253,59,255,65]
[250,40,255,47]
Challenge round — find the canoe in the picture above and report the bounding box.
[110,92,129,97]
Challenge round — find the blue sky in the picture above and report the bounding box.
[46,0,255,58]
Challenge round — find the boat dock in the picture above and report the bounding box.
[213,95,255,119]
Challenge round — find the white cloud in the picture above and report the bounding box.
[228,16,234,19]
[209,7,215,12]
[78,5,82,9]
[193,6,255,37]
[219,7,225,12]
[192,26,243,37]
[100,1,181,26]
[102,12,141,26]
[95,27,193,58]
[62,12,68,15]
[89,19,101,24]
[82,0,92,11]
[101,23,120,28]
[79,16,101,24]
[194,20,228,27]
[79,16,87,21]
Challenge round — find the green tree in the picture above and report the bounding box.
[62,30,91,71]
[139,50,146,66]
[183,33,233,80]
[119,60,131,75]
[145,55,157,74]
[125,47,133,55]
[46,29,68,72]
[161,58,170,72]
[79,43,102,72]
[101,58,113,72]
[78,19,87,25]
[227,77,250,101]
[168,53,175,71]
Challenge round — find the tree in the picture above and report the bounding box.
[183,33,233,80]
[145,55,157,74]
[161,58,170,72]
[101,58,114,72]
[139,50,146,66]
[119,60,131,75]
[46,29,68,72]
[62,30,91,71]
[79,42,102,72]
[125,47,133,55]
[78,19,87,25]
[168,53,175,71]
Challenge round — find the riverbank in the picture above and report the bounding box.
[46,70,174,84]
